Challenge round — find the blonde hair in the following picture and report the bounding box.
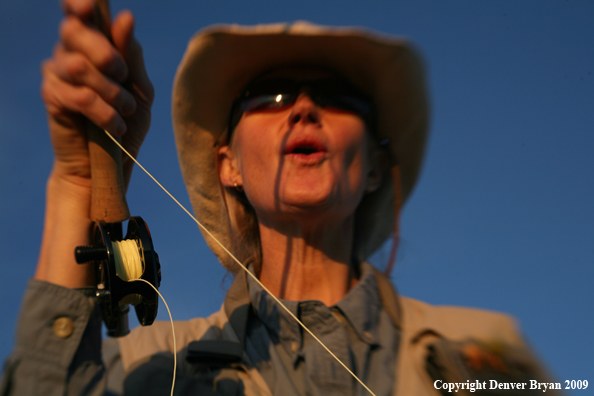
[216,131,263,275]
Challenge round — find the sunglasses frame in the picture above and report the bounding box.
[228,78,376,136]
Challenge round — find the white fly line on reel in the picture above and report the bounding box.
[112,238,144,306]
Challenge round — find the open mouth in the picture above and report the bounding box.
[284,138,327,157]
[291,145,322,155]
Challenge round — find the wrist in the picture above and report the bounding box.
[48,164,92,193]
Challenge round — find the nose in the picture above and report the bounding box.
[288,93,321,126]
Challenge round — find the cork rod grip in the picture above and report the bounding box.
[87,0,130,223]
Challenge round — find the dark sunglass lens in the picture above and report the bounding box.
[319,95,373,115]
[311,79,373,115]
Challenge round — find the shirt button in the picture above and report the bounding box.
[363,331,373,341]
[53,317,74,338]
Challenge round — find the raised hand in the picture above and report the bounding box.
[36,0,153,287]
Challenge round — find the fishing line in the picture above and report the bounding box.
[104,129,378,396]
[111,239,177,396]
[113,239,143,281]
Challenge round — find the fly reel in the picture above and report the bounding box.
[75,217,161,337]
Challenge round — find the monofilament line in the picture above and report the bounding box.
[104,130,378,396]
[134,278,177,396]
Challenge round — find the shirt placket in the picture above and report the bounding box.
[300,301,354,396]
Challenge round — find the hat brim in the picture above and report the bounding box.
[172,21,430,271]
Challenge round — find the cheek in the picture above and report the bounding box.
[234,121,270,166]
[332,118,370,185]
[232,120,280,197]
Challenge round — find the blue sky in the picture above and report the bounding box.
[1,0,592,391]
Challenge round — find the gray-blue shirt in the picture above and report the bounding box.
[1,262,399,396]
[245,262,400,396]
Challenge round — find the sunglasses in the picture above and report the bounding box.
[228,78,375,133]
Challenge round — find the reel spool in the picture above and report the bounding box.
[75,217,161,337]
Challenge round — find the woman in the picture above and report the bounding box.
[2,0,558,395]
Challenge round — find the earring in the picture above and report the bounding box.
[233,182,243,192]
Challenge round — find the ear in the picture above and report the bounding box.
[364,143,387,194]
[218,145,243,188]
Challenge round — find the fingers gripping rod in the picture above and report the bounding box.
[74,0,160,337]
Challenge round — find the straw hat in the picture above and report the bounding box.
[172,21,429,272]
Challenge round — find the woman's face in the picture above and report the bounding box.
[219,68,383,227]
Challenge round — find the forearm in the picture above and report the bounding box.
[35,168,95,288]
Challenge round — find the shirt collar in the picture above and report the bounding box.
[335,262,382,345]
[247,268,301,346]
[247,262,382,346]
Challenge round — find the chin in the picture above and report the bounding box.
[281,183,333,207]
[280,188,357,220]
